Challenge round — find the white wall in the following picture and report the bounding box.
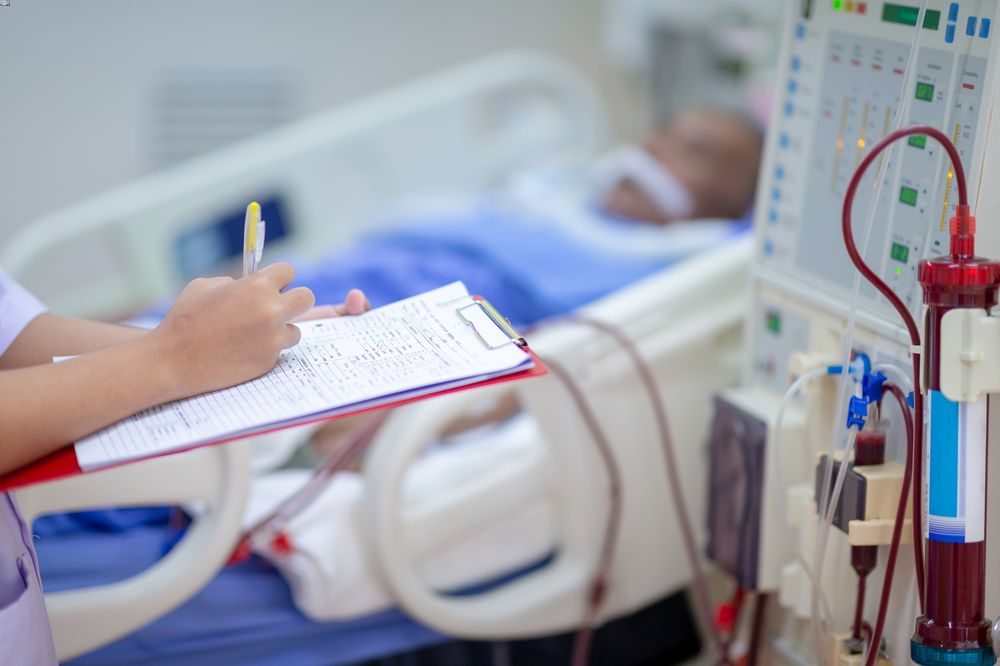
[0,0,635,248]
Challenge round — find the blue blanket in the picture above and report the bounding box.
[35,509,551,665]
[293,203,682,328]
[35,515,448,665]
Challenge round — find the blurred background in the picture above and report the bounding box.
[0,0,780,244]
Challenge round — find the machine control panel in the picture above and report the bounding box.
[758,0,996,314]
[752,0,998,386]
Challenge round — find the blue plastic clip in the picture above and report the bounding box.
[907,392,915,408]
[862,370,887,404]
[846,395,869,430]
[842,354,886,430]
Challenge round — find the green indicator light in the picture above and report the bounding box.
[899,186,919,207]
[833,0,842,9]
[891,242,911,264]
[908,134,927,149]
[881,4,941,30]
[915,81,935,102]
[766,311,782,335]
[895,267,902,275]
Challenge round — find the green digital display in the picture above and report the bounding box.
[881,3,941,30]
[891,242,910,264]
[899,186,919,206]
[765,311,782,335]
[908,134,927,149]
[915,82,935,102]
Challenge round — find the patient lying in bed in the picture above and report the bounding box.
[34,107,762,661]
[291,106,762,328]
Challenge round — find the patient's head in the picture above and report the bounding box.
[601,107,763,225]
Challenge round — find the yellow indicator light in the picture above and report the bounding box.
[857,138,866,149]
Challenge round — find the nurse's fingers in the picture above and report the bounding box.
[277,286,315,321]
[281,323,303,349]
[257,262,297,291]
[342,289,370,316]
[292,305,341,322]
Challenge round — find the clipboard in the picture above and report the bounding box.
[0,294,547,492]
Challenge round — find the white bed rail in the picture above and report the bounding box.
[363,236,752,637]
[2,51,606,319]
[14,443,251,661]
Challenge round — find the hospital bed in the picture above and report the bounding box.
[3,51,753,663]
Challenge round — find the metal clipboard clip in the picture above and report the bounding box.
[451,297,527,350]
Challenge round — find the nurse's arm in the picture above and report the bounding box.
[0,288,370,370]
[0,335,183,475]
[0,314,146,369]
[0,264,320,477]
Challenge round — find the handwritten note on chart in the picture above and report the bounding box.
[74,282,532,470]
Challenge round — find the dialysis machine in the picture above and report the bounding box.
[713,0,1000,663]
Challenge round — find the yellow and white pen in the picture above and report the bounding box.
[242,201,266,277]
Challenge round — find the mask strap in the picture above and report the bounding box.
[616,146,695,220]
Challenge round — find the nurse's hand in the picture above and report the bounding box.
[151,263,314,400]
[293,289,371,321]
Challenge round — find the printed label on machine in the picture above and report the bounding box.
[926,391,987,543]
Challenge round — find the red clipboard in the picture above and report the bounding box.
[0,296,547,492]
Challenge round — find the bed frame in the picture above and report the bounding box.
[363,236,751,637]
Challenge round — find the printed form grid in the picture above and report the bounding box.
[75,282,529,470]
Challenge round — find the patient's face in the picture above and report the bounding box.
[603,109,762,225]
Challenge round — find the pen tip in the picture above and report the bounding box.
[248,201,260,215]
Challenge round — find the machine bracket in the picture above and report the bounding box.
[939,310,1000,402]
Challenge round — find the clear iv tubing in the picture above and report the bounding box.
[812,374,864,655]
[242,412,388,545]
[771,366,835,621]
[811,4,929,656]
[873,363,914,396]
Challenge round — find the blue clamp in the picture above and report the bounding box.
[846,395,869,430]
[836,354,886,430]
[862,370,887,404]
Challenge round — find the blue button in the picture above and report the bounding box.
[981,18,991,37]
[795,23,805,40]
[784,102,794,117]
[788,79,797,93]
[772,188,781,202]
[949,2,959,22]
[791,56,801,71]
[946,24,956,42]
[763,240,774,256]
[779,133,790,149]
[768,210,778,224]
[967,16,977,36]
[775,165,785,180]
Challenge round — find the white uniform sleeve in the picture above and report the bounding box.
[0,268,46,356]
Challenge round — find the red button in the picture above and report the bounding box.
[858,2,867,13]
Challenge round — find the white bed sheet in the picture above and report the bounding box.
[243,414,554,621]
